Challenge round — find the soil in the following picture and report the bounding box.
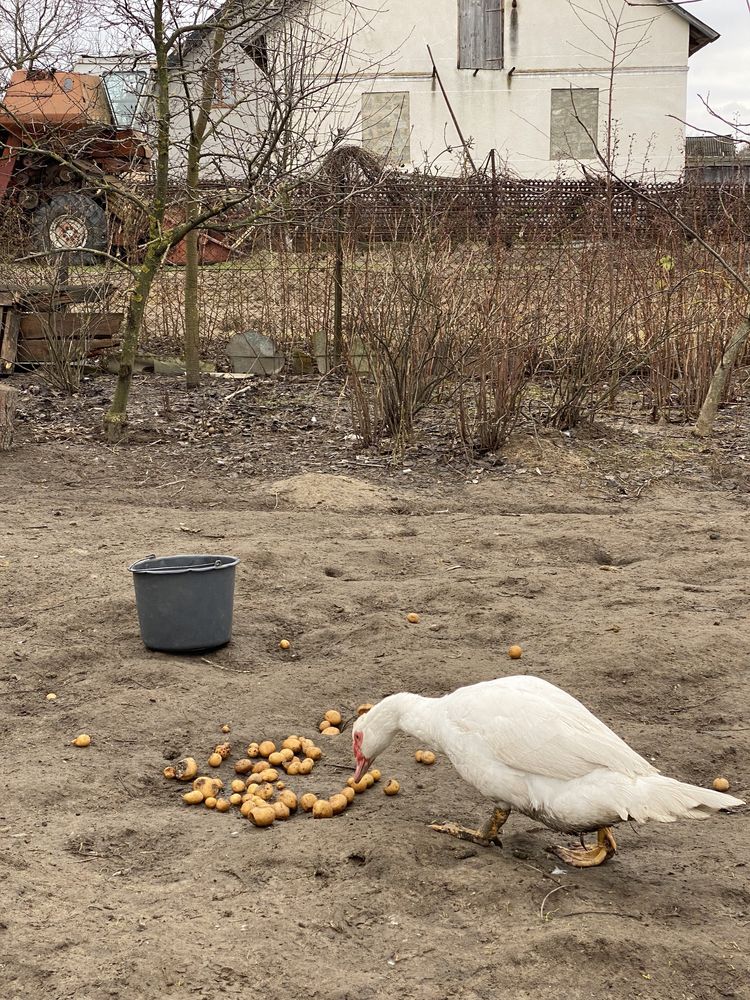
[2,371,749,1000]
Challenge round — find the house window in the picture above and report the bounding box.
[243,34,269,74]
[212,68,236,107]
[458,0,504,70]
[361,92,411,164]
[550,88,599,160]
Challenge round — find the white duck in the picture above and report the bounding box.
[351,675,744,867]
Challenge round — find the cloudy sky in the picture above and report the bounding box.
[686,0,750,135]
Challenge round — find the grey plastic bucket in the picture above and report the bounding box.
[129,554,240,653]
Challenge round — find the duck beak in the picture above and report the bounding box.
[353,757,370,782]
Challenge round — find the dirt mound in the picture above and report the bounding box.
[266,472,392,513]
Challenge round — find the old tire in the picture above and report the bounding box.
[31,192,107,266]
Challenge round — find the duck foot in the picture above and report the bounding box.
[430,807,510,848]
[550,826,617,868]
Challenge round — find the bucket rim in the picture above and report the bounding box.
[128,553,240,575]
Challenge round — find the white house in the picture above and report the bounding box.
[77,0,719,180]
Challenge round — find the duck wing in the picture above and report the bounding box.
[443,676,657,781]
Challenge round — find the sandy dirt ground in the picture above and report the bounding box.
[1,373,749,1000]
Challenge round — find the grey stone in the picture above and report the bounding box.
[226,330,285,375]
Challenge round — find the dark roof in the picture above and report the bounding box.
[686,135,736,159]
[177,1,292,60]
[659,2,720,55]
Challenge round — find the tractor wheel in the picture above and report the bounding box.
[31,192,107,266]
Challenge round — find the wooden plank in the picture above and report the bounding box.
[484,0,504,67]
[19,313,123,340]
[0,309,20,373]
[458,0,484,69]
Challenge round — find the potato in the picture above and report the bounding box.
[346,776,356,788]
[259,769,279,783]
[250,806,276,827]
[221,724,231,734]
[46,693,57,701]
[276,780,286,791]
[214,743,232,760]
[208,752,223,767]
[329,793,349,815]
[182,789,204,805]
[175,757,199,781]
[163,766,176,780]
[246,782,259,794]
[230,779,246,794]
[321,727,340,736]
[384,779,400,795]
[246,743,260,758]
[256,783,275,801]
[193,776,222,799]
[341,787,356,803]
[234,758,253,775]
[279,789,298,812]
[415,750,424,763]
[357,703,373,716]
[229,793,243,806]
[71,734,92,748]
[713,777,730,792]
[240,800,254,818]
[370,769,381,782]
[268,752,284,766]
[363,773,375,788]
[286,760,301,776]
[419,751,436,765]
[300,793,318,812]
[312,800,333,819]
[299,758,314,775]
[282,737,301,752]
[352,779,369,794]
[407,612,420,624]
[252,760,269,774]
[508,645,523,660]
[324,709,343,726]
[279,639,291,650]
[258,740,276,758]
[204,796,217,809]
[215,798,231,813]
[279,748,294,762]
[318,720,330,733]
[306,746,323,761]
[273,801,291,821]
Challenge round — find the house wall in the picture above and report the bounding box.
[319,0,691,178]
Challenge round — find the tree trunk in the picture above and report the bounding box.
[0,385,17,450]
[693,317,750,439]
[183,225,201,389]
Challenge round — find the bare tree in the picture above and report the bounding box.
[0,0,87,76]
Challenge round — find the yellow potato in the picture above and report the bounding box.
[204,796,217,809]
[234,759,253,775]
[246,743,260,758]
[407,612,420,624]
[215,798,231,813]
[279,639,291,650]
[384,779,400,795]
[419,751,436,765]
[341,786,356,803]
[362,773,375,788]
[357,704,373,716]
[46,693,57,701]
[182,789,204,805]
[415,750,424,763]
[299,759,314,775]
[352,779,369,794]
[245,782,259,794]
[230,779,246,794]
[321,727,340,736]
[312,800,333,819]
[279,790,298,812]
[713,777,730,792]
[346,776,356,788]
[193,776,222,799]
[273,801,291,821]
[318,720,330,733]
[286,760,301,776]
[174,757,199,781]
[252,760,269,774]
[71,734,92,748]
[250,806,276,827]
[258,741,276,758]
[508,645,523,659]
[279,748,294,762]
[300,793,318,812]
[240,800,254,818]
[259,769,279,783]
[229,793,243,806]
[214,743,232,760]
[268,752,284,766]
[306,746,323,761]
[163,766,176,780]
[370,769,381,782]
[276,781,286,791]
[329,793,349,815]
[282,737,302,752]
[256,783,275,801]
[208,752,223,768]
[324,709,343,726]
[221,724,231,734]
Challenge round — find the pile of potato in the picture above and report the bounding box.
[163,710,403,828]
